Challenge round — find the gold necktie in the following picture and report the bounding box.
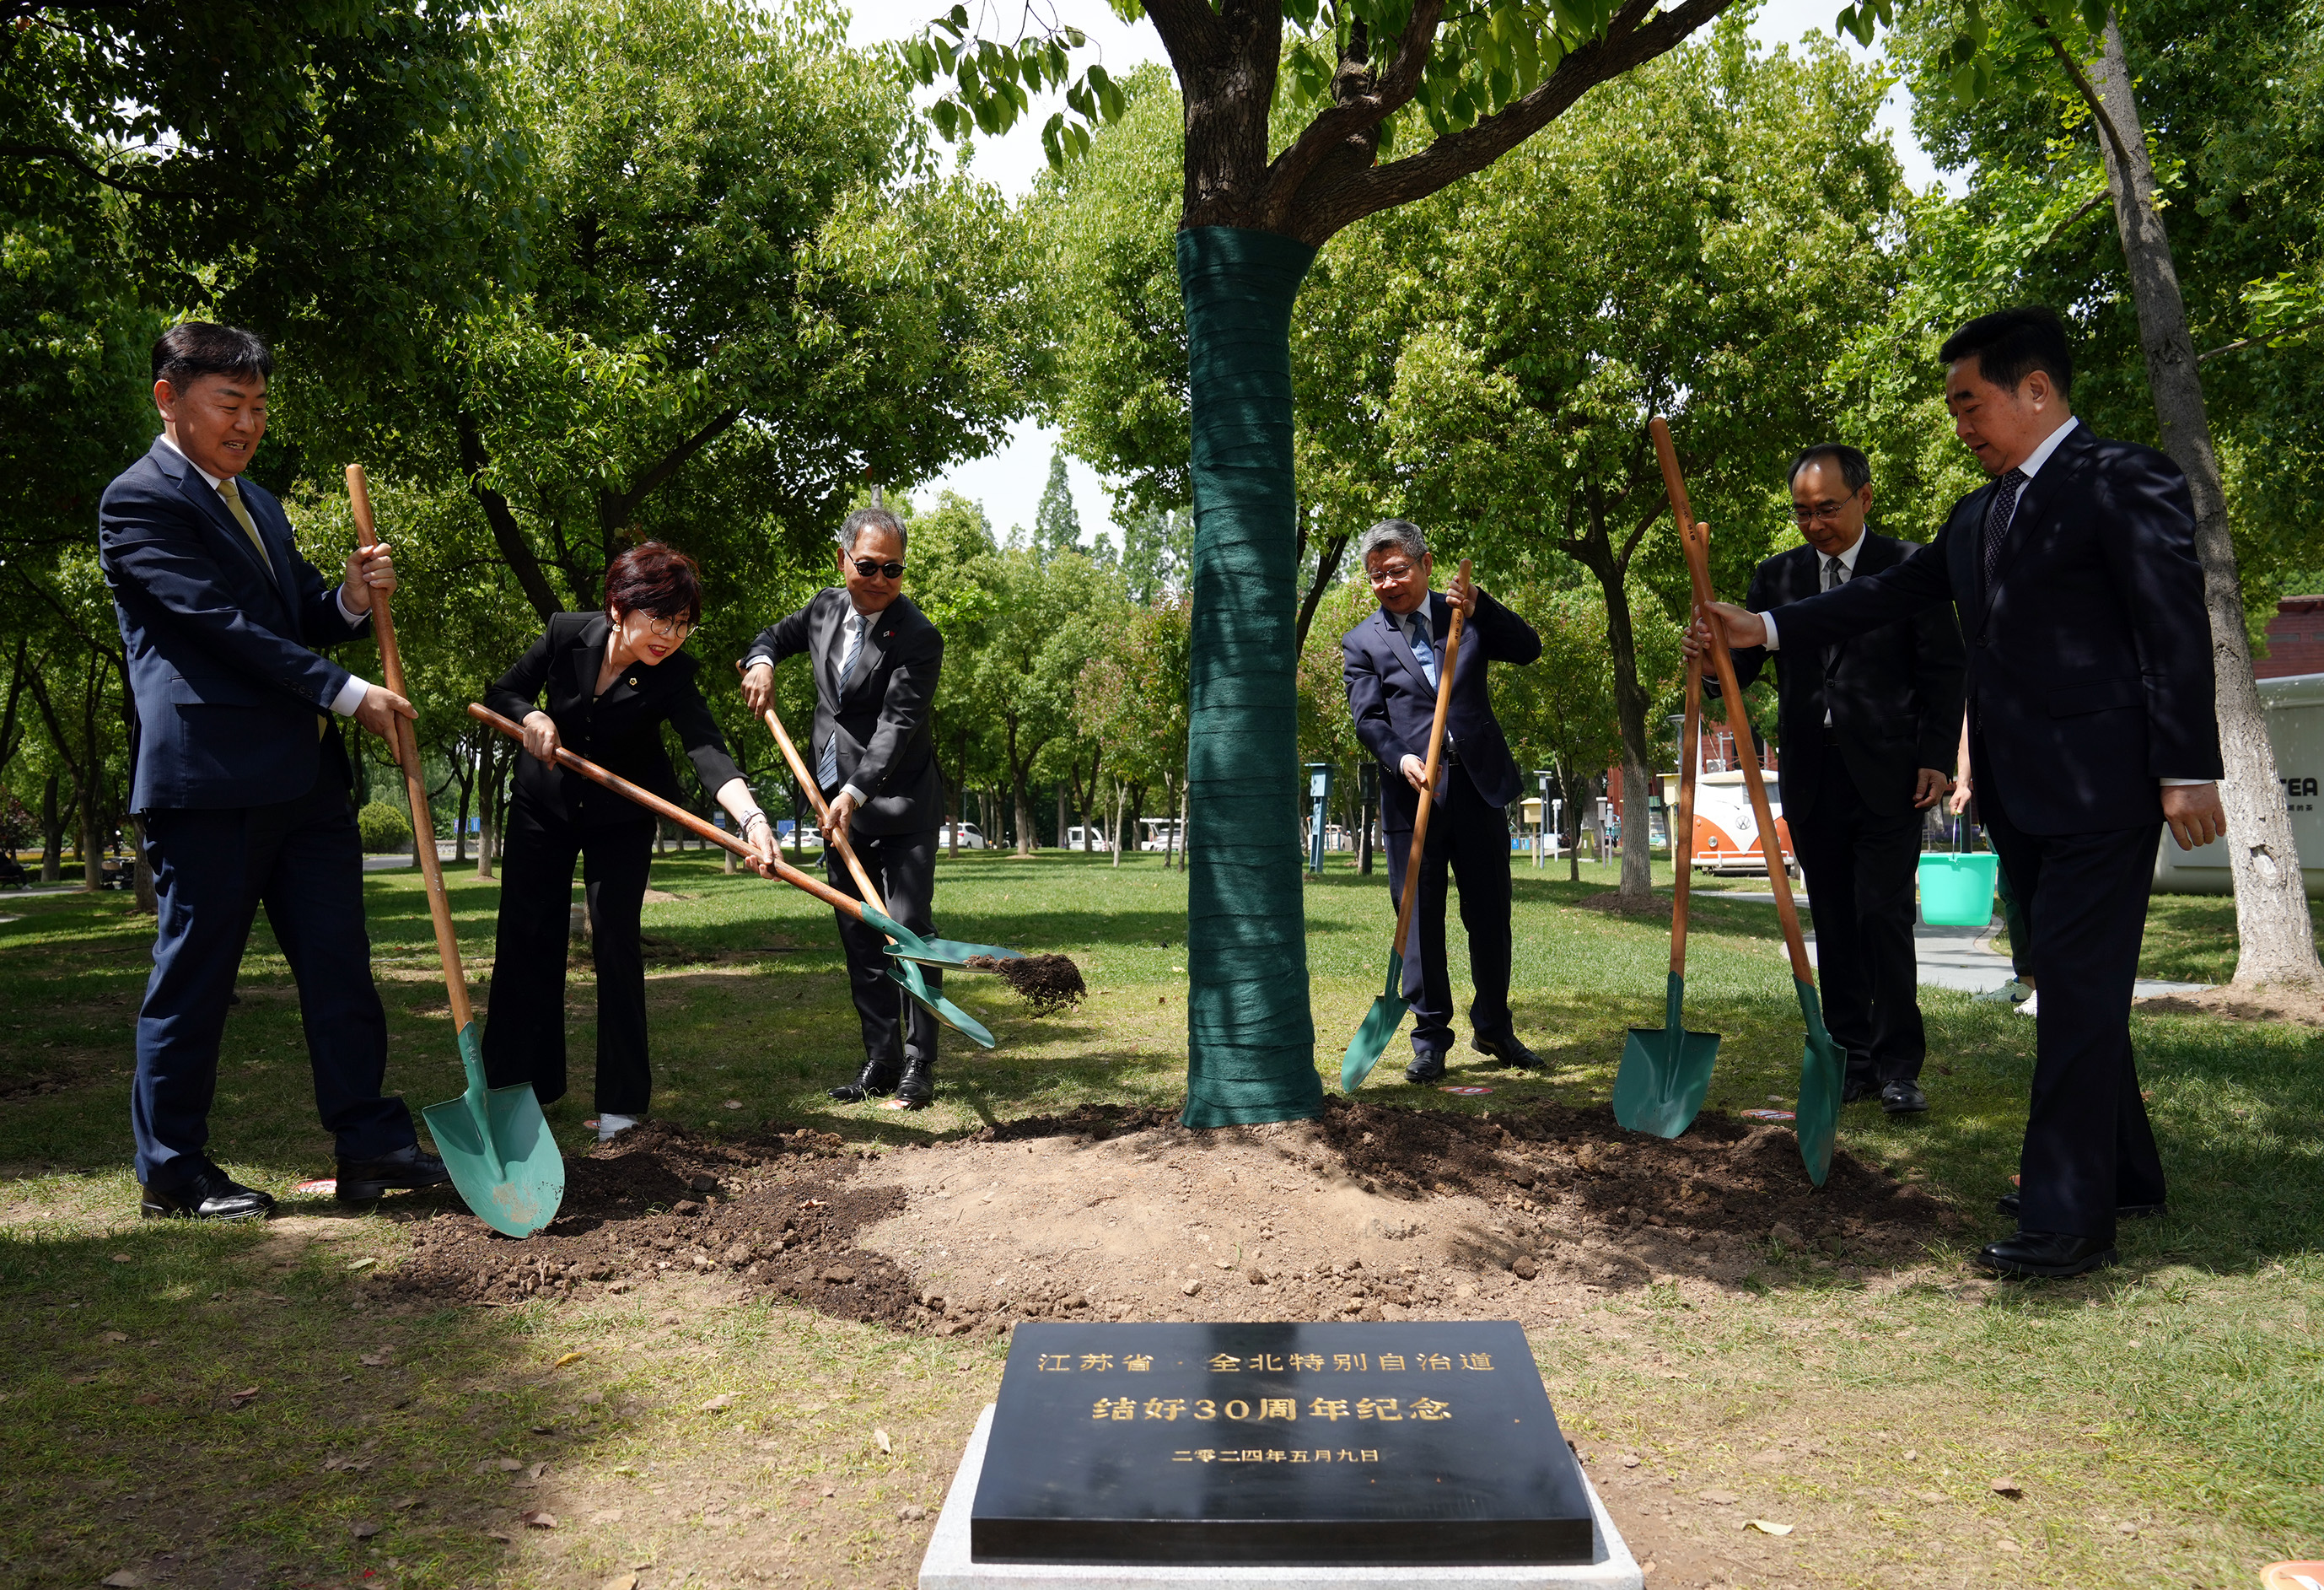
[221,477,329,740]
[218,477,272,569]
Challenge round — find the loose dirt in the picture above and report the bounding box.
[2138,984,2324,1026]
[385,1100,1951,1334]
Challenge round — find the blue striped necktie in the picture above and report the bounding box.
[1407,612,1438,688]
[818,613,865,790]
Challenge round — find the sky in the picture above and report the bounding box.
[842,0,1950,549]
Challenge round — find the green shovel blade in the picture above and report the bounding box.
[1614,973,1722,1139]
[422,1021,565,1238]
[886,957,996,1049]
[1793,977,1846,1187]
[883,936,1026,968]
[1340,950,1409,1093]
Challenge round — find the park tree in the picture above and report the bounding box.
[1383,22,1908,908]
[1853,0,2324,988]
[914,0,1751,1125]
[1034,447,1084,559]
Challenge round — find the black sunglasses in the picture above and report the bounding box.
[850,558,905,579]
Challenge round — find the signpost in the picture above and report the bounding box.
[1306,763,1334,876]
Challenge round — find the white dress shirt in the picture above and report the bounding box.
[159,434,373,717]
[1753,416,2205,786]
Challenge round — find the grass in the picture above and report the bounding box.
[2,848,2320,1588]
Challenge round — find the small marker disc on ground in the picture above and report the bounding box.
[1440,1085,1493,1096]
[294,1178,336,1196]
[1740,1108,1795,1121]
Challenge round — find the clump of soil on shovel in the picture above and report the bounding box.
[387,1123,919,1326]
[971,952,1086,1014]
[384,1102,1952,1335]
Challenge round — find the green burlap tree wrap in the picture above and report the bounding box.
[1175,225,1326,1129]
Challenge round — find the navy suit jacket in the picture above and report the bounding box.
[1724,532,1965,822]
[740,588,944,836]
[1343,589,1541,823]
[1767,423,2220,836]
[100,439,369,812]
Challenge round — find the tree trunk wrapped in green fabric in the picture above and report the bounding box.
[1178,226,1324,1128]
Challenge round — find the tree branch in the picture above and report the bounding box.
[2200,315,2324,363]
[0,139,178,198]
[2042,186,2111,248]
[1292,531,1351,653]
[1278,0,1734,244]
[2034,14,2139,184]
[597,405,745,535]
[456,412,565,622]
[1262,0,1450,213]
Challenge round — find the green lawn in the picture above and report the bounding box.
[1,849,2319,1588]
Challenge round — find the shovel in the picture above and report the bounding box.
[1341,561,1469,1092]
[345,466,563,1238]
[1652,419,1846,1184]
[735,672,1027,972]
[465,703,997,1049]
[1613,634,1719,1138]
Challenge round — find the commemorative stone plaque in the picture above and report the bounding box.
[968,1321,1593,1567]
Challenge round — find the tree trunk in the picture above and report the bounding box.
[2086,19,2320,988]
[1175,225,1323,1127]
[1057,781,1068,853]
[1574,527,1656,905]
[40,771,61,883]
[130,813,156,914]
[1112,779,1128,868]
[1013,766,1036,856]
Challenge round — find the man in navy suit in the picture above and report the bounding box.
[1693,308,2226,1278]
[1719,445,1966,1118]
[100,322,451,1220]
[1343,520,1544,1084]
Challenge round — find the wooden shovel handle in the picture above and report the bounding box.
[1670,641,1702,977]
[734,661,890,918]
[345,465,475,1030]
[1390,560,1471,962]
[1651,420,1814,985]
[464,703,869,924]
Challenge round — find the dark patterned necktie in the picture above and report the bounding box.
[1982,467,2027,597]
[1822,555,1848,704]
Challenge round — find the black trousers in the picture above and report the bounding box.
[1791,748,1926,1086]
[1381,764,1514,1058]
[827,828,942,1068]
[481,803,654,1115]
[134,751,413,1185]
[1979,745,2165,1243]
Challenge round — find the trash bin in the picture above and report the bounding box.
[1918,852,1999,927]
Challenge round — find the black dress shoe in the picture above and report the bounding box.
[1842,1075,1880,1104]
[142,1165,274,1221]
[1404,1052,1447,1084]
[336,1143,454,1202]
[829,1058,901,1103]
[1996,1191,2165,1221]
[1471,1032,1542,1070]
[1880,1081,1928,1115]
[1975,1230,2118,1278]
[895,1058,934,1108]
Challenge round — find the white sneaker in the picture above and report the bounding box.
[2015,990,2039,1018]
[598,1112,640,1143]
[1974,978,2033,1005]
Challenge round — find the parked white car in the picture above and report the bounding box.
[939,822,988,849]
[1062,825,1111,849]
[1138,818,1185,852]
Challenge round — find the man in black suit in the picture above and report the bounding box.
[741,507,947,1107]
[1342,520,1545,1084]
[1694,308,2226,1278]
[100,322,451,1219]
[1719,445,1965,1117]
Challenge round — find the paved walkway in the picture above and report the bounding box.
[1718,892,2213,998]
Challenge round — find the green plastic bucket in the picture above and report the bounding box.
[1918,853,2000,927]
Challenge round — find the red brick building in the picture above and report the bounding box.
[2258,596,2324,679]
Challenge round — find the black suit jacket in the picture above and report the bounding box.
[1343,589,1541,823]
[1723,533,1965,822]
[100,439,370,811]
[1767,423,2221,835]
[487,612,743,830]
[741,588,944,836]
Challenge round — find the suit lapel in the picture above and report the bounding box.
[169,454,282,606]
[1987,426,2089,610]
[572,612,609,703]
[847,606,894,698]
[1380,605,1426,690]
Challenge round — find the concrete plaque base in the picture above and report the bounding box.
[918,1405,1644,1590]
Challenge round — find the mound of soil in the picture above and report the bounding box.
[2138,984,2324,1027]
[382,1100,1954,1335]
[387,1123,918,1326]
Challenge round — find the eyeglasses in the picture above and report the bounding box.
[1366,562,1418,587]
[851,558,906,579]
[644,614,697,640]
[1791,501,1852,525]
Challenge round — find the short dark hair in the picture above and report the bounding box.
[1788,444,1871,493]
[839,506,907,558]
[604,542,703,623]
[1939,306,2074,400]
[153,322,273,391]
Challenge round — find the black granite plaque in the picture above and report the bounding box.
[968,1321,1592,1567]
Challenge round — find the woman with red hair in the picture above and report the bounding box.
[481,542,773,1142]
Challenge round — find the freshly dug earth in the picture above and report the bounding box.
[386,1101,1951,1334]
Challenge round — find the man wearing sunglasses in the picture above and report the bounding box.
[741,507,948,1107]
